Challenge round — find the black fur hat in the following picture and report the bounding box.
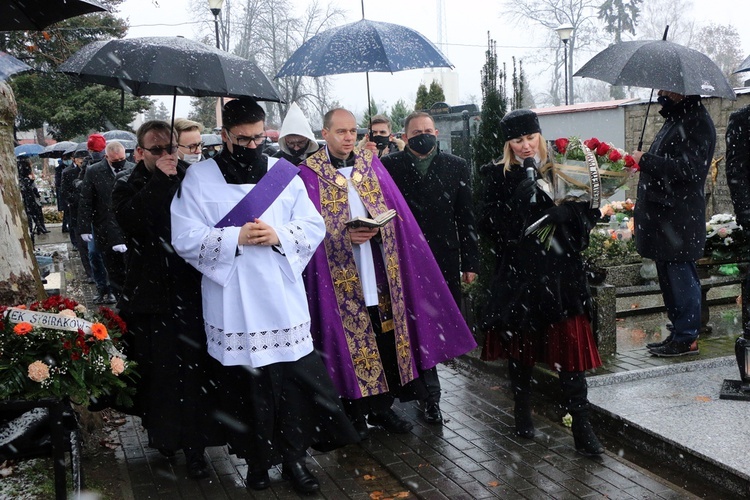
[499,109,541,142]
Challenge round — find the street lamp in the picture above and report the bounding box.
[555,24,574,105]
[208,0,224,50]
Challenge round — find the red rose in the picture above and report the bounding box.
[624,155,640,171]
[584,138,600,150]
[608,149,622,162]
[596,142,611,156]
[555,138,569,154]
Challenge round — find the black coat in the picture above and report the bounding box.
[634,96,715,261]
[478,162,598,335]
[60,164,81,218]
[112,160,221,449]
[76,158,134,247]
[381,150,479,301]
[726,105,750,226]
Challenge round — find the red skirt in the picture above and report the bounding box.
[481,314,602,372]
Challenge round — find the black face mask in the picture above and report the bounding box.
[110,159,127,172]
[288,145,306,157]
[408,133,437,155]
[228,142,263,165]
[657,95,676,111]
[372,134,390,151]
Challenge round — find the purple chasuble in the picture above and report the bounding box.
[300,148,476,400]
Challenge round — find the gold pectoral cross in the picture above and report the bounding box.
[396,334,411,359]
[359,178,381,204]
[322,190,346,214]
[334,269,359,292]
[353,346,378,370]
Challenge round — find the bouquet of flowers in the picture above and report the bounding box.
[550,136,639,209]
[600,198,635,223]
[0,295,137,407]
[704,213,750,261]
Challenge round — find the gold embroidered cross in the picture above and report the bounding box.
[396,334,411,358]
[387,256,399,280]
[359,178,381,204]
[334,269,359,292]
[353,346,378,370]
[322,190,346,214]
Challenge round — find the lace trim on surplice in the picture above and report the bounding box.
[206,321,312,354]
[198,228,224,277]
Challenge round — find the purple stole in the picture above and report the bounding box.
[304,150,413,398]
[214,159,300,228]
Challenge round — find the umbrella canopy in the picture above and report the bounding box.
[14,144,45,157]
[1,0,108,31]
[102,130,136,141]
[276,19,452,78]
[58,37,282,102]
[62,142,88,156]
[201,133,222,147]
[574,39,736,100]
[0,51,32,81]
[735,54,750,74]
[107,139,136,151]
[39,140,78,158]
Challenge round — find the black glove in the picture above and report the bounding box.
[510,178,536,208]
[543,204,573,225]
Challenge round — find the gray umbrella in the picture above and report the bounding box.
[0,51,32,81]
[201,134,222,147]
[735,54,750,74]
[102,130,136,141]
[574,39,736,100]
[1,0,107,31]
[40,140,77,158]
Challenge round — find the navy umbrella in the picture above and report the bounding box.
[0,51,32,81]
[14,144,45,157]
[1,0,107,31]
[276,18,452,121]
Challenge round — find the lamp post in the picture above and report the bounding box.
[208,0,225,50]
[555,24,574,106]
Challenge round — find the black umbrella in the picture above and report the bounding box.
[102,130,136,142]
[735,54,750,74]
[59,37,282,102]
[0,51,32,81]
[39,140,77,158]
[276,13,452,124]
[1,0,108,31]
[574,27,735,150]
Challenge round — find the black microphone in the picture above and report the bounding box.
[524,157,537,204]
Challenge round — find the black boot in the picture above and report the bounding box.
[509,359,535,439]
[282,459,320,495]
[185,447,209,479]
[559,371,604,456]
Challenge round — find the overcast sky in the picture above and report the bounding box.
[118,0,750,120]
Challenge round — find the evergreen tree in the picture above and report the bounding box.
[145,102,170,122]
[389,99,412,132]
[427,81,446,105]
[188,97,219,131]
[472,34,507,170]
[359,98,386,128]
[415,83,430,111]
[598,0,643,98]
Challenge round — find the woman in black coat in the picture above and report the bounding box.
[111,121,223,479]
[478,109,603,456]
[17,157,49,235]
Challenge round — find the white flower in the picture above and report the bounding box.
[58,309,76,318]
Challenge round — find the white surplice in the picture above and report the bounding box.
[171,158,325,368]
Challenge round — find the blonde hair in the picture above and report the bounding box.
[497,133,550,172]
[173,118,204,135]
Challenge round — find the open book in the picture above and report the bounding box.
[345,209,397,229]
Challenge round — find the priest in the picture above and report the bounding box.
[300,108,477,439]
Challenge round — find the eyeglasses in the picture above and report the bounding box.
[225,129,266,147]
[141,144,179,155]
[178,142,204,153]
[285,138,309,148]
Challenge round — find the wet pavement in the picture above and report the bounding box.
[34,225,746,499]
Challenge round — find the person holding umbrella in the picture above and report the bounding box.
[477,109,604,456]
[632,91,716,357]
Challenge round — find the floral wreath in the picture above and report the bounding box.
[554,137,640,172]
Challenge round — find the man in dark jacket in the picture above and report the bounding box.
[726,104,750,336]
[112,119,221,480]
[61,149,95,281]
[632,92,716,357]
[381,111,479,423]
[77,139,134,302]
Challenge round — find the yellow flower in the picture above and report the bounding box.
[91,323,108,340]
[110,357,125,376]
[28,360,50,382]
[14,322,33,335]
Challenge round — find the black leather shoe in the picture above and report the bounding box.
[422,401,443,424]
[245,468,271,491]
[646,334,673,349]
[282,460,319,495]
[649,339,699,357]
[367,409,413,434]
[185,448,209,479]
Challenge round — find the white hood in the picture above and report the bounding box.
[278,102,318,156]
